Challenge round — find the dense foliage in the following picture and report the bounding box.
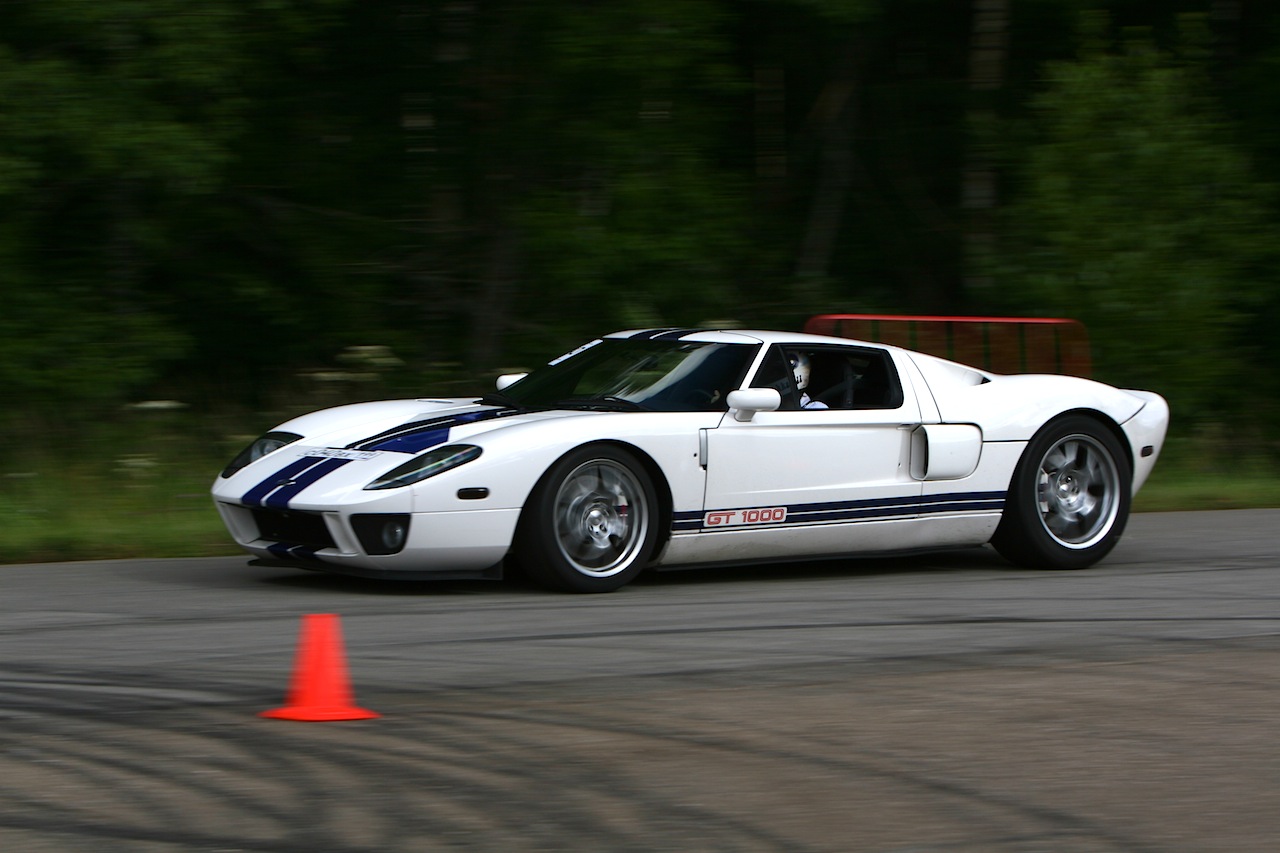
[3,0,1279,439]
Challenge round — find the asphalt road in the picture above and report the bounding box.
[2,509,1279,852]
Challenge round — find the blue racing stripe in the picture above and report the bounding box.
[363,427,450,454]
[350,408,520,453]
[790,503,918,524]
[627,328,678,339]
[240,457,322,508]
[625,328,703,340]
[672,509,703,532]
[672,491,1006,532]
[262,457,353,509]
[920,494,1006,514]
[241,456,353,509]
[652,328,703,340]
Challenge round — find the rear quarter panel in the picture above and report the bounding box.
[908,352,1169,496]
[908,354,1146,441]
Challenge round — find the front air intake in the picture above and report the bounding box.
[251,509,336,549]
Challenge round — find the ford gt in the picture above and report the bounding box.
[212,328,1169,592]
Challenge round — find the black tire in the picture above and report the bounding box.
[517,445,659,592]
[992,415,1131,570]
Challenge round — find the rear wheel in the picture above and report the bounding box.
[993,415,1131,569]
[518,445,658,592]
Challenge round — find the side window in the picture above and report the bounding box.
[773,346,904,411]
[749,346,799,410]
[846,349,904,410]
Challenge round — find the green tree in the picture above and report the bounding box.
[985,14,1275,420]
[516,1,750,338]
[0,0,349,409]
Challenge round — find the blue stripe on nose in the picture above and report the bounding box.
[240,457,318,508]
[241,456,354,508]
[262,457,353,508]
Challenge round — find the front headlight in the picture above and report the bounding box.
[220,431,302,478]
[364,444,482,490]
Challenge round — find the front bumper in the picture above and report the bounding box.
[215,501,520,577]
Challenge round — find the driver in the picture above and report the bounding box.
[790,352,828,409]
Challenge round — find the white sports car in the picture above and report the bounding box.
[212,328,1169,592]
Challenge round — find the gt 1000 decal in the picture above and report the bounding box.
[704,507,788,527]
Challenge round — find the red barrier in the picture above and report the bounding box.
[803,314,1091,377]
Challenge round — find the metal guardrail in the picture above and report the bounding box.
[803,314,1091,377]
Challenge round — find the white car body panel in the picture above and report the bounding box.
[906,350,1168,494]
[659,514,998,566]
[211,327,1169,582]
[911,424,983,481]
[908,352,1146,440]
[1118,390,1169,493]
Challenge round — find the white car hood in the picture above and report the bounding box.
[272,398,573,453]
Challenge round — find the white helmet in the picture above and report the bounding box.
[789,352,811,391]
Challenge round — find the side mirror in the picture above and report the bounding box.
[726,388,781,422]
[496,373,527,391]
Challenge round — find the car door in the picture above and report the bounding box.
[699,344,923,556]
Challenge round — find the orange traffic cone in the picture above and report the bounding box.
[260,613,380,721]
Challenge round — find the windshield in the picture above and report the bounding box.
[491,338,759,412]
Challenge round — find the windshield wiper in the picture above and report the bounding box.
[553,395,650,412]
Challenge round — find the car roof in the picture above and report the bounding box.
[604,328,893,349]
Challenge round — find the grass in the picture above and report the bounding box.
[0,407,251,565]
[1,411,1276,566]
[1,459,240,564]
[1133,467,1280,512]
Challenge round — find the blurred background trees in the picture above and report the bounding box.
[3,0,1279,444]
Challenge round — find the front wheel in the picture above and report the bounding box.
[517,445,659,592]
[992,415,1131,570]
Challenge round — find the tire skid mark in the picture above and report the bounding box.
[433,708,1161,853]
[1,701,799,851]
